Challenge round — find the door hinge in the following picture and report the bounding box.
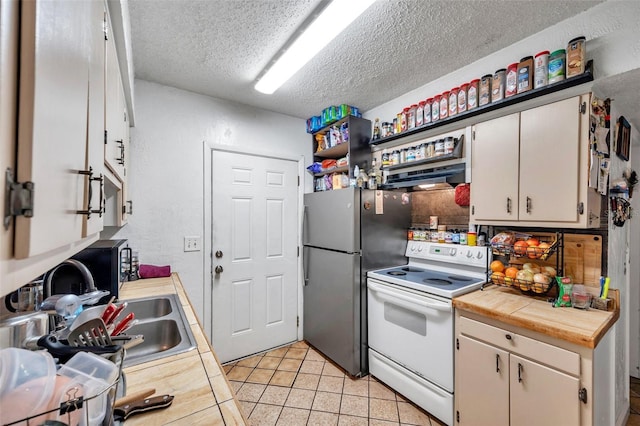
[297,246,300,257]
[472,130,476,140]
[456,410,460,423]
[298,176,300,186]
[579,102,587,114]
[297,316,300,327]
[578,387,587,403]
[471,205,475,215]
[4,168,34,230]
[577,202,584,215]
[456,338,459,350]
[104,130,108,145]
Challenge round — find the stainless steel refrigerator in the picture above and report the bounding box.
[303,188,411,377]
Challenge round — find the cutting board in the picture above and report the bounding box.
[563,234,603,289]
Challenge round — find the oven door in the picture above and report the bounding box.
[367,278,454,392]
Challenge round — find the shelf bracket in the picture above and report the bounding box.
[4,168,34,230]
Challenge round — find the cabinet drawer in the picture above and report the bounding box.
[458,316,579,376]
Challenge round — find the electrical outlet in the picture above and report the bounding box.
[184,236,201,252]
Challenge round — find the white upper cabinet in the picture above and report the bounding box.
[104,22,127,182]
[15,0,94,258]
[471,94,601,228]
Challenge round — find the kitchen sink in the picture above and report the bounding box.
[118,294,196,367]
[119,296,173,321]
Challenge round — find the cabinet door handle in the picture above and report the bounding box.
[116,139,125,165]
[496,354,500,373]
[518,362,523,383]
[77,168,104,218]
[526,196,532,214]
[506,197,512,213]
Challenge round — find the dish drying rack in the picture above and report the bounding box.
[3,348,125,426]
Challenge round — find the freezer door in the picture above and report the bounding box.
[303,246,363,376]
[303,188,359,253]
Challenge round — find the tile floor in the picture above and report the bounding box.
[223,341,445,426]
[628,377,640,425]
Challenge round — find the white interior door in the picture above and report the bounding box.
[211,149,299,363]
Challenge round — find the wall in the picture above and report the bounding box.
[362,2,640,424]
[104,80,310,322]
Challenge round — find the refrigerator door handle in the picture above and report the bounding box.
[302,204,308,245]
[303,246,309,286]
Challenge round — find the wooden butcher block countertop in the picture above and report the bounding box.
[453,285,619,348]
[119,273,247,425]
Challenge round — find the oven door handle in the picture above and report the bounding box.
[368,281,451,313]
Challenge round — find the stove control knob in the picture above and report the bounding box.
[449,248,456,256]
[476,251,484,259]
[466,251,473,258]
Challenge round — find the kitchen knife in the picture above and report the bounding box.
[101,303,116,323]
[110,312,135,336]
[106,301,128,326]
[113,394,174,420]
[114,388,156,408]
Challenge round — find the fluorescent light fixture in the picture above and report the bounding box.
[418,184,436,189]
[254,0,376,94]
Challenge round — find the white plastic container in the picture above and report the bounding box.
[58,352,118,425]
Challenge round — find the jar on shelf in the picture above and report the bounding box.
[457,84,468,113]
[534,51,549,89]
[439,91,449,120]
[401,108,409,132]
[567,36,586,78]
[391,150,400,165]
[407,104,417,130]
[424,98,433,124]
[416,101,425,127]
[444,136,455,155]
[382,122,393,138]
[434,139,445,157]
[467,79,479,110]
[491,68,506,102]
[432,95,441,122]
[548,49,566,83]
[479,74,492,106]
[517,56,534,94]
[505,63,518,97]
[448,88,458,117]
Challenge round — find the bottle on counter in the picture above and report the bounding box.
[467,224,477,246]
[356,164,368,189]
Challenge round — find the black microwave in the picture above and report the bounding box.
[46,239,130,303]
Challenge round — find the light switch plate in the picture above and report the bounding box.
[184,236,201,252]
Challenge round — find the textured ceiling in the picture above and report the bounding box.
[129,0,604,119]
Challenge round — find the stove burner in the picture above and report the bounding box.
[402,267,424,272]
[447,275,474,282]
[387,271,407,276]
[423,278,453,286]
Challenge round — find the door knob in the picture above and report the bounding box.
[215,265,223,274]
[215,250,223,258]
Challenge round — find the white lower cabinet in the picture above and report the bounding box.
[455,313,613,426]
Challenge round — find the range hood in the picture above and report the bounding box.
[381,162,466,190]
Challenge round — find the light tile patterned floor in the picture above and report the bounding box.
[223,341,445,426]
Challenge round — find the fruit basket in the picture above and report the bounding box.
[490,232,559,261]
[490,273,556,295]
[489,259,557,296]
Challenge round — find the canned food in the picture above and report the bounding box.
[491,69,506,102]
[534,51,549,89]
[391,150,400,165]
[432,95,441,122]
[567,36,586,77]
[457,84,468,113]
[381,149,390,166]
[505,63,518,97]
[406,146,415,162]
[434,139,445,156]
[440,92,449,120]
[548,49,566,83]
[517,56,533,94]
[448,88,458,117]
[467,79,479,110]
[400,148,407,163]
[381,122,393,138]
[479,74,492,106]
[396,113,403,133]
[416,143,426,160]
